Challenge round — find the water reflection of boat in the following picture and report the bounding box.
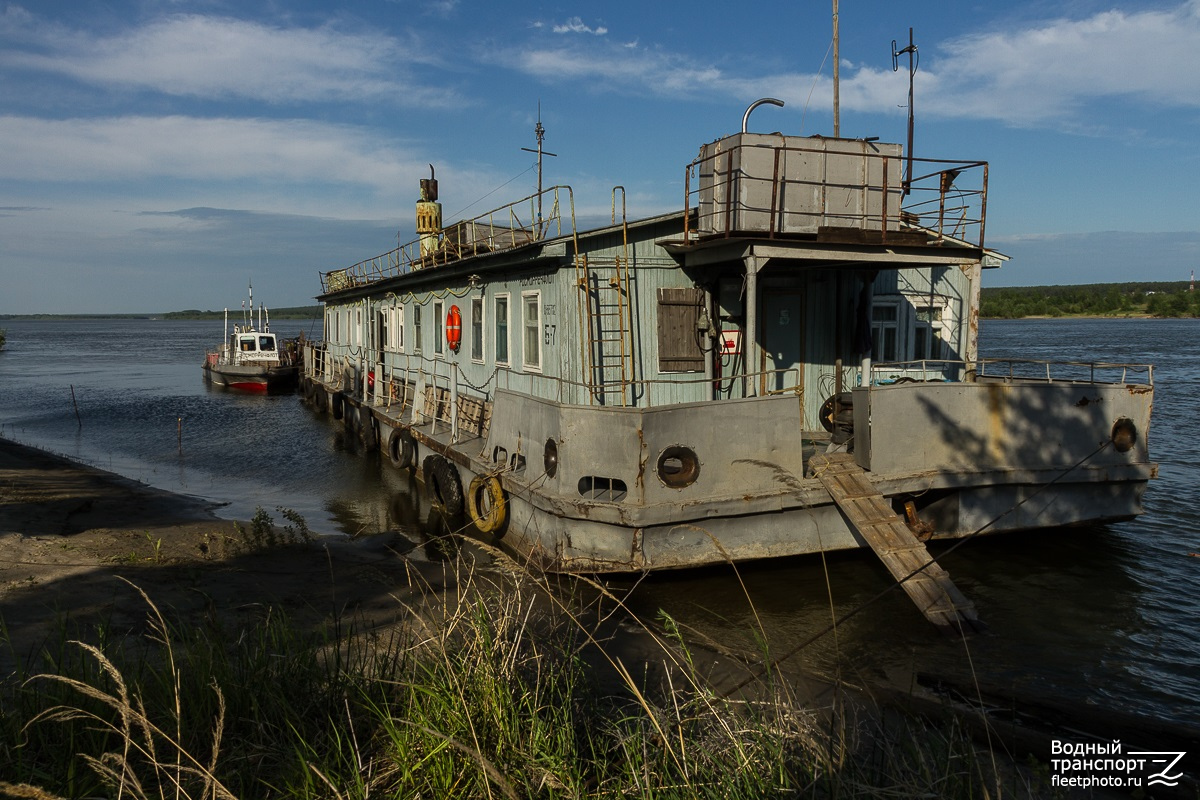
[203,290,299,394]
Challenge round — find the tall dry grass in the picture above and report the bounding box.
[0,556,1032,799]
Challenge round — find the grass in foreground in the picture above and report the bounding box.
[0,563,1036,799]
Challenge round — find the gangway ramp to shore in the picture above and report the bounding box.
[809,453,984,635]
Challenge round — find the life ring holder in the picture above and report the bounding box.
[467,474,508,534]
[446,304,462,353]
[387,427,418,470]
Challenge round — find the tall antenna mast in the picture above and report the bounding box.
[521,102,557,235]
[892,28,919,195]
[833,0,840,137]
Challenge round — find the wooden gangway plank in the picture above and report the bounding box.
[809,453,984,634]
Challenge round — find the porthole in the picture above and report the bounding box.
[544,438,559,478]
[492,445,508,465]
[1111,418,1138,453]
[656,445,701,489]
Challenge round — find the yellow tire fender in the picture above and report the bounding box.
[467,475,507,534]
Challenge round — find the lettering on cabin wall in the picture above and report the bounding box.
[520,274,554,286]
[544,304,557,345]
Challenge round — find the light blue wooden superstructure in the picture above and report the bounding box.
[301,123,1156,621]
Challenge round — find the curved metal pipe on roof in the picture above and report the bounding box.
[742,98,785,133]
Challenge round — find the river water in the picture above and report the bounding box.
[0,317,1197,732]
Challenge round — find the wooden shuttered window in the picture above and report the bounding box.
[657,287,705,373]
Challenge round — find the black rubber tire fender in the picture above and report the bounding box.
[331,392,344,420]
[356,408,377,449]
[423,454,464,516]
[387,427,417,470]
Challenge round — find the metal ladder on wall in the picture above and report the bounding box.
[575,188,634,406]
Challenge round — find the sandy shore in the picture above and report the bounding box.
[0,436,459,673]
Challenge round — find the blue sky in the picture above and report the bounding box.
[2,0,1199,314]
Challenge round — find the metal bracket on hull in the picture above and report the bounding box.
[810,452,983,635]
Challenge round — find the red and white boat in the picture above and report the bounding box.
[203,290,299,393]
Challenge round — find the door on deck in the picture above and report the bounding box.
[760,289,805,394]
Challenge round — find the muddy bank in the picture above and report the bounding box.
[0,436,463,673]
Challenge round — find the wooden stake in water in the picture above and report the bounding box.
[70,384,81,428]
[177,417,182,454]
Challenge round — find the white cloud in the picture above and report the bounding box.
[0,115,424,192]
[914,3,1200,125]
[552,17,608,36]
[503,2,1200,130]
[0,12,452,105]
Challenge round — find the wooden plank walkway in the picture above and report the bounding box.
[809,453,984,635]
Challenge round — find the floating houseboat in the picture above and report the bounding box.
[300,110,1155,631]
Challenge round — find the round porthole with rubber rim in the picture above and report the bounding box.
[544,438,559,478]
[656,445,701,489]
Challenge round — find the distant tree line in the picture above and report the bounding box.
[162,305,323,320]
[2,306,323,321]
[981,281,1200,318]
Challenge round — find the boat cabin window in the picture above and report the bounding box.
[433,299,444,356]
[522,291,541,371]
[471,297,484,362]
[258,336,276,352]
[913,303,948,360]
[495,294,510,365]
[413,305,422,353]
[871,302,899,361]
[238,336,257,352]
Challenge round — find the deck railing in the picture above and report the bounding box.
[870,358,1154,386]
[684,141,988,248]
[320,186,577,294]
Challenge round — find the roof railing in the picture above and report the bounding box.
[320,186,577,294]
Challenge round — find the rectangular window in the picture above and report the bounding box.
[388,305,404,351]
[914,304,944,360]
[413,304,422,353]
[471,297,484,362]
[522,291,542,370]
[433,300,444,357]
[871,303,899,361]
[494,294,510,365]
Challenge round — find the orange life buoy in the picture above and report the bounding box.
[446,304,462,352]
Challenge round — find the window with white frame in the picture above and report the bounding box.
[433,299,444,357]
[871,301,900,361]
[471,297,484,362]
[522,290,542,371]
[387,305,404,351]
[354,307,363,347]
[913,302,947,360]
[494,294,510,365]
[413,304,422,353]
